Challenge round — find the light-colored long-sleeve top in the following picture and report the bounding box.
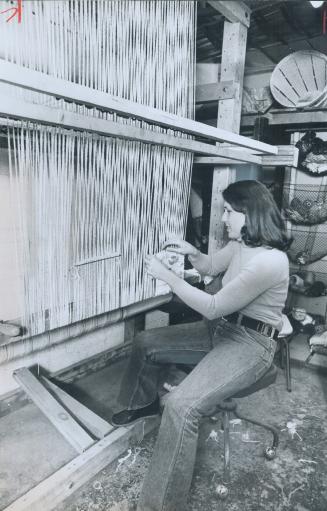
[166,241,289,330]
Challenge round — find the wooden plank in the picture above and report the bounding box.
[41,377,113,439]
[3,418,159,511]
[0,95,231,157]
[195,81,237,104]
[195,149,262,165]
[195,145,299,167]
[209,20,248,254]
[207,1,251,27]
[195,157,248,165]
[0,60,277,154]
[241,109,327,128]
[13,368,94,453]
[262,145,299,167]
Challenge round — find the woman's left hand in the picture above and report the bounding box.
[144,255,172,283]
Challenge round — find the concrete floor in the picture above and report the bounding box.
[1,333,327,511]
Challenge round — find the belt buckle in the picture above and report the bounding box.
[257,323,271,337]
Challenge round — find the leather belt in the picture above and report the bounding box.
[224,312,279,340]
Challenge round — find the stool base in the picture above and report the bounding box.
[213,400,279,499]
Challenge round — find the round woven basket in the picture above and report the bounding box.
[270,50,327,108]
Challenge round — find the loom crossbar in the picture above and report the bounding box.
[195,145,299,167]
[0,96,270,162]
[0,60,277,155]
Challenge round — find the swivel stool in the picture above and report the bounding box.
[211,364,279,500]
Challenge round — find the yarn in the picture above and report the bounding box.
[3,1,196,336]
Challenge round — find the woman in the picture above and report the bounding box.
[112,180,291,511]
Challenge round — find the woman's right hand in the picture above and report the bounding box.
[162,239,199,257]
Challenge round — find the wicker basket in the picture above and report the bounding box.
[270,51,327,108]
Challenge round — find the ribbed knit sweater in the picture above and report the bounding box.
[168,241,289,330]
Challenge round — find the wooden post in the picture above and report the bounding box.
[209,17,249,253]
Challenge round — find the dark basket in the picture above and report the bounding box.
[288,228,327,265]
[283,184,327,225]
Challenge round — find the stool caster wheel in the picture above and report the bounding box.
[215,484,229,500]
[264,446,276,460]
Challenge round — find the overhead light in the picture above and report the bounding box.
[310,1,324,7]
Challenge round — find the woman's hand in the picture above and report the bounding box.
[162,239,199,257]
[145,255,173,283]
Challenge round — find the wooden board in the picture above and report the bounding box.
[13,368,94,453]
[261,145,299,167]
[0,95,227,156]
[195,145,299,167]
[0,60,277,155]
[209,20,248,254]
[195,81,236,104]
[41,377,113,439]
[207,1,251,27]
[241,109,327,128]
[3,417,160,511]
[195,147,261,164]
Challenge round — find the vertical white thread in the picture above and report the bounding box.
[4,0,196,336]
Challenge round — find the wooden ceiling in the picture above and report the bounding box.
[197,1,327,70]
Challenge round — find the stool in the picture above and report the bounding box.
[278,314,294,392]
[212,364,279,500]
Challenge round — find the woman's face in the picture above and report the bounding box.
[222,201,246,240]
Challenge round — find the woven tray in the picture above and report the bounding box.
[270,50,327,108]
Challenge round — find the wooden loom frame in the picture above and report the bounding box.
[1,2,298,510]
[0,60,277,159]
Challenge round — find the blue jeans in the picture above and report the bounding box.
[118,319,276,511]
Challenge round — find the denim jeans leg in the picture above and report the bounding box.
[117,321,212,410]
[137,326,275,511]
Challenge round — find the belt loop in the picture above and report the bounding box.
[237,313,243,326]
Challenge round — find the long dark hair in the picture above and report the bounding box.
[222,180,292,251]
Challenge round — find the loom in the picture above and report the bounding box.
[0,0,196,337]
[0,0,280,382]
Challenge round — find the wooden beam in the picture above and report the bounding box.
[195,149,262,165]
[41,377,113,439]
[207,1,251,27]
[3,418,159,511]
[262,145,299,167]
[0,95,227,156]
[195,157,249,165]
[0,60,277,154]
[13,368,95,453]
[209,20,248,254]
[195,145,299,167]
[241,109,327,128]
[196,81,237,104]
[0,95,278,160]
